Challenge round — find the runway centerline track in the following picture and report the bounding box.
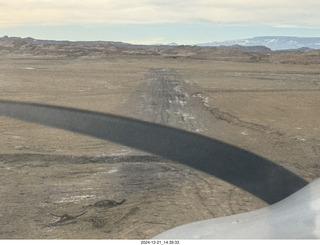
[141,68,196,131]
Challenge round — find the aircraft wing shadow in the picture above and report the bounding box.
[0,100,307,204]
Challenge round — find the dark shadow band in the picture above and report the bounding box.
[0,100,307,204]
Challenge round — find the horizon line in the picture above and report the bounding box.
[2,34,320,47]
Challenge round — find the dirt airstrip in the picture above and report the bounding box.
[0,53,319,239]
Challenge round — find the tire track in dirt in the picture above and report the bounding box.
[135,68,267,221]
[140,68,199,132]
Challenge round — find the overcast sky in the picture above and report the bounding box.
[1,0,320,44]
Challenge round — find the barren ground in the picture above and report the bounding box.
[0,55,319,239]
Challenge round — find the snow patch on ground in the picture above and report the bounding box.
[55,195,96,203]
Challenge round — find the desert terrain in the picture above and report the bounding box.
[0,38,320,239]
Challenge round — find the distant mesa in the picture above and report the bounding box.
[226,44,271,54]
[197,36,320,50]
[1,36,320,64]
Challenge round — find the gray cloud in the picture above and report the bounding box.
[0,0,319,27]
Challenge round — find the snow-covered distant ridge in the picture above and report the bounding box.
[198,36,320,50]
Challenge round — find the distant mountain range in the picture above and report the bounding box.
[1,36,320,65]
[2,35,320,51]
[198,36,320,50]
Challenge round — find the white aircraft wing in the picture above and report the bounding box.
[154,178,320,239]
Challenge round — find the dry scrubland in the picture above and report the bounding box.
[0,42,320,238]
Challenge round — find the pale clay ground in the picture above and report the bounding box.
[0,56,319,238]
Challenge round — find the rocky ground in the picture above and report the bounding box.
[0,49,319,239]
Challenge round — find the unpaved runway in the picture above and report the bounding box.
[0,65,268,239]
[0,56,319,239]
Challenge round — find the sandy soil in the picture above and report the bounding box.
[0,55,319,239]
